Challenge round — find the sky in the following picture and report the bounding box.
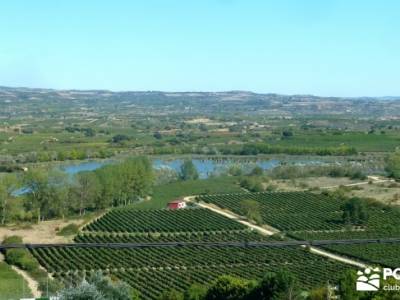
[0,0,399,96]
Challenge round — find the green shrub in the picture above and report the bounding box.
[5,249,26,265]
[18,255,39,271]
[2,235,23,245]
[5,249,39,271]
[3,236,39,272]
[57,224,80,236]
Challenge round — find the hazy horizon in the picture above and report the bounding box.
[2,85,400,99]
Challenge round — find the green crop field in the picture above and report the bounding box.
[198,191,345,231]
[321,243,400,268]
[198,191,400,235]
[74,230,276,244]
[0,262,33,299]
[198,191,400,268]
[272,131,400,152]
[32,242,352,300]
[83,208,246,233]
[31,201,355,299]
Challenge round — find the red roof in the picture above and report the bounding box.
[168,199,185,204]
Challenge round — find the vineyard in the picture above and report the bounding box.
[31,244,352,299]
[83,207,246,233]
[197,191,400,270]
[320,243,400,268]
[197,191,400,236]
[74,230,279,244]
[197,191,345,231]
[28,202,359,299]
[54,257,350,300]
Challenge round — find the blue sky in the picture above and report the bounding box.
[0,1,399,96]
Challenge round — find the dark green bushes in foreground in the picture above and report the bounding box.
[160,270,303,300]
[160,270,400,300]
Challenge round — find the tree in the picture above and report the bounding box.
[386,151,400,180]
[154,132,163,139]
[58,281,105,300]
[23,169,69,221]
[205,275,254,300]
[337,270,359,300]
[71,171,100,215]
[228,166,243,176]
[250,166,263,176]
[58,272,137,300]
[46,170,69,219]
[180,160,199,181]
[250,270,300,300]
[240,199,263,224]
[94,157,153,208]
[341,197,368,225]
[23,169,50,222]
[83,128,96,137]
[87,271,137,300]
[184,284,207,300]
[112,134,129,144]
[0,174,18,224]
[281,130,293,138]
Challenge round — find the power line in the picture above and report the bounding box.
[1,237,400,250]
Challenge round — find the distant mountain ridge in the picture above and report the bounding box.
[1,86,399,118]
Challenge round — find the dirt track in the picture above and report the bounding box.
[0,252,41,298]
[184,196,368,268]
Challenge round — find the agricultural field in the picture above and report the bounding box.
[321,243,400,268]
[271,131,400,152]
[32,246,352,300]
[198,191,345,231]
[28,205,355,299]
[197,191,400,268]
[74,230,276,244]
[1,87,400,298]
[0,262,32,299]
[197,191,400,235]
[82,208,246,233]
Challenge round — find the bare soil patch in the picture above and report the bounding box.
[0,219,84,244]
